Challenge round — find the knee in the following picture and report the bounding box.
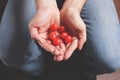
[84,40,120,73]
[93,52,120,73]
[17,57,45,76]
[0,41,45,76]
[103,58,120,72]
[0,50,45,76]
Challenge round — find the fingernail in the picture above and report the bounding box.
[78,47,82,50]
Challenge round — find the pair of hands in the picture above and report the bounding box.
[29,1,86,62]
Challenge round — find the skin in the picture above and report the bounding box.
[29,0,86,62]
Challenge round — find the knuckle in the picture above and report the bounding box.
[83,38,87,42]
[29,33,35,40]
[79,23,86,30]
[77,26,86,32]
[30,33,38,40]
[81,26,86,31]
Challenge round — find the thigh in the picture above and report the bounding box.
[80,0,120,73]
[0,0,45,75]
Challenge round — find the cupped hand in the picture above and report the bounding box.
[29,6,65,56]
[54,8,87,61]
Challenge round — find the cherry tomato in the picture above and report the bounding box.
[49,24,59,32]
[49,32,56,40]
[53,38,61,46]
[61,32,68,39]
[58,26,65,33]
[55,31,61,38]
[64,35,72,44]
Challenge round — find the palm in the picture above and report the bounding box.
[29,8,65,55]
[61,9,86,49]
[54,9,86,61]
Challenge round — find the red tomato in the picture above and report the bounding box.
[61,32,68,39]
[49,32,56,40]
[49,24,59,32]
[53,38,61,46]
[58,26,65,33]
[64,35,72,44]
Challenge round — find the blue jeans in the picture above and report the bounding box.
[0,0,120,76]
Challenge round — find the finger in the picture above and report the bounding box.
[53,43,65,62]
[78,38,86,50]
[54,54,64,62]
[66,42,71,50]
[47,40,60,55]
[37,38,60,55]
[37,23,50,33]
[29,26,40,40]
[54,49,60,56]
[64,38,78,60]
[59,42,66,54]
[30,22,50,34]
[46,40,52,44]
[54,55,57,61]
[56,46,64,55]
[77,29,86,50]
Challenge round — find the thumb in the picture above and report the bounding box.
[77,30,86,50]
[37,23,50,34]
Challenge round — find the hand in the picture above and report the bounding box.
[54,8,87,61]
[29,3,65,56]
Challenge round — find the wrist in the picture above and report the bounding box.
[62,0,86,13]
[36,0,58,11]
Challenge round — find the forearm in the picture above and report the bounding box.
[62,0,86,12]
[35,0,58,10]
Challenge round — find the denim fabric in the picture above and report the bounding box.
[79,0,120,74]
[0,0,45,76]
[0,0,120,76]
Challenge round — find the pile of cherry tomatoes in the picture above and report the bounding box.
[48,24,72,46]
